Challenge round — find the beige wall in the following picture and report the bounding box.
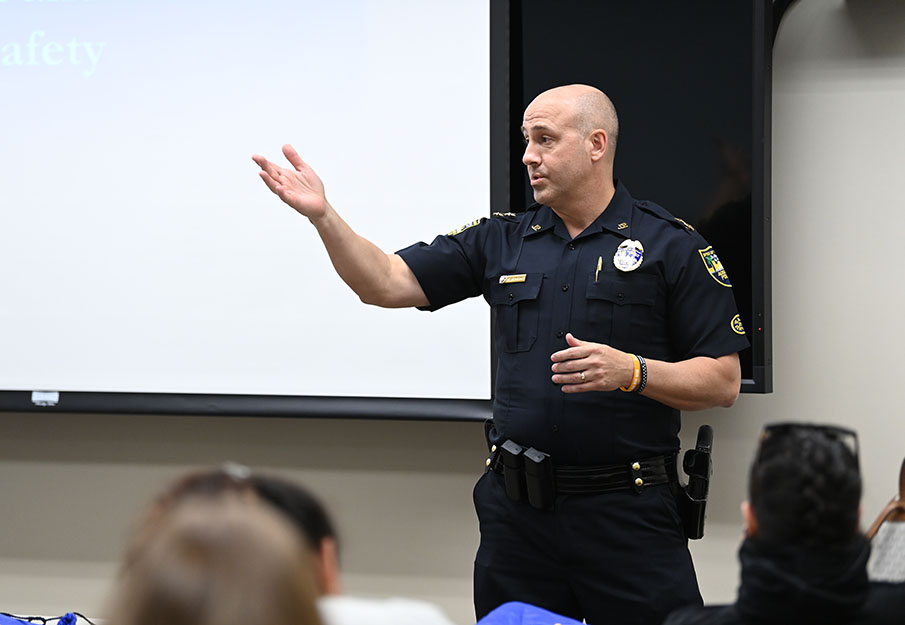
[0,414,487,624]
[690,0,905,603]
[2,1,905,623]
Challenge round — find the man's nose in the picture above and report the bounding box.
[522,142,539,167]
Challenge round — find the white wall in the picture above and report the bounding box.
[1,1,905,623]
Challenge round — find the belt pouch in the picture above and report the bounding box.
[523,447,554,510]
[500,440,526,502]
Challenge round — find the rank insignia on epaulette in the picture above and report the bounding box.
[448,218,482,236]
[699,246,732,287]
[731,314,746,335]
[675,217,695,231]
[492,212,517,217]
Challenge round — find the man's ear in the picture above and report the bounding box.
[587,129,609,162]
[316,536,343,596]
[741,500,758,537]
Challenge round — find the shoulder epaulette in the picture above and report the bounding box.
[447,218,485,236]
[674,217,696,231]
[636,201,693,232]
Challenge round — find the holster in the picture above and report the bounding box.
[675,425,713,540]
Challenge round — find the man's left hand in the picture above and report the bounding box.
[550,333,635,393]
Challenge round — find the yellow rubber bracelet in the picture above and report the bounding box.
[620,354,641,392]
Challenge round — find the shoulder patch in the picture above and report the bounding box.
[699,246,732,287]
[447,218,483,236]
[675,217,695,231]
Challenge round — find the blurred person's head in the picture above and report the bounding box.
[743,423,861,547]
[108,494,323,625]
[125,465,342,595]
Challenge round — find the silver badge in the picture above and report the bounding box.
[613,239,644,272]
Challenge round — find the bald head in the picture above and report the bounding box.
[528,84,619,159]
[521,84,619,215]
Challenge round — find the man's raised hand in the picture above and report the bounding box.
[252,144,328,221]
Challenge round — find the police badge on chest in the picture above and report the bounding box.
[613,239,644,272]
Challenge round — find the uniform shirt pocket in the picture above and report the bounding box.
[489,273,543,353]
[585,273,658,351]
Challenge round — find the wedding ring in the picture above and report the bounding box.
[580,371,586,382]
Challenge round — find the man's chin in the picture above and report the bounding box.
[532,189,551,205]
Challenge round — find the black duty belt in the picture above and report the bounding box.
[552,457,677,494]
[488,439,677,509]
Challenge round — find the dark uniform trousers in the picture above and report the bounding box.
[473,469,702,625]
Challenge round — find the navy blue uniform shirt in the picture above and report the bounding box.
[398,182,749,465]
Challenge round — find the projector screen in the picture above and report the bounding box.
[0,0,491,403]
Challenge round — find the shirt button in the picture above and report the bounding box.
[561,284,569,292]
[568,243,576,250]
[552,425,559,432]
[555,330,564,338]
[617,293,624,301]
[508,293,514,300]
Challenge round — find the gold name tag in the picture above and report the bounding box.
[499,274,527,284]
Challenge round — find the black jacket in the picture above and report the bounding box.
[664,536,905,625]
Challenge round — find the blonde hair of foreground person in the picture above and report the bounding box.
[105,494,324,625]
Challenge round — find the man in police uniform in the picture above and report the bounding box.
[253,84,749,625]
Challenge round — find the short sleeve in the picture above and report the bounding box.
[396,218,489,311]
[666,235,750,360]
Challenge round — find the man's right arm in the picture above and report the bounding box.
[253,144,428,309]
